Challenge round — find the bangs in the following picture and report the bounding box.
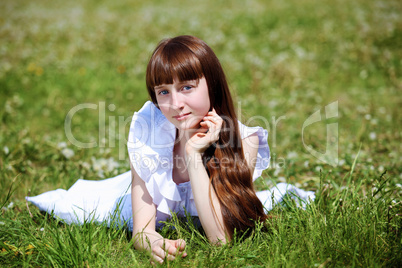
[147,42,204,90]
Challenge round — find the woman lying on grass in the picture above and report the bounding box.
[130,35,269,263]
[27,35,314,264]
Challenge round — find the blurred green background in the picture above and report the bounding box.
[1,0,401,199]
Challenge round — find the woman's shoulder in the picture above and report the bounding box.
[127,103,182,216]
[131,101,163,122]
[127,101,176,149]
[127,100,176,177]
[238,121,270,180]
[238,121,268,142]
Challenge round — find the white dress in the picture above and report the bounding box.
[27,101,315,231]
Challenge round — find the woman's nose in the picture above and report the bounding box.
[171,92,184,108]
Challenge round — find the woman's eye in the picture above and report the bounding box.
[183,85,193,91]
[158,90,169,95]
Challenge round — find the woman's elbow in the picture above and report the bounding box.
[207,231,228,245]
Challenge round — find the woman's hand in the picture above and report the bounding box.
[148,237,187,265]
[185,109,223,155]
[131,164,187,265]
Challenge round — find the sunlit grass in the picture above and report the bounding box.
[1,0,401,266]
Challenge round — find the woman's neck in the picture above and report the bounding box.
[175,128,198,151]
[172,129,193,184]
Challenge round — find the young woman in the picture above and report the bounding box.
[27,35,315,264]
[129,35,270,262]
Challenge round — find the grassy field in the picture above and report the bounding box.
[1,0,401,266]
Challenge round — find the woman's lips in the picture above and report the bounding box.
[173,112,191,121]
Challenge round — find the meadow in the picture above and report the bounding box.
[1,0,401,266]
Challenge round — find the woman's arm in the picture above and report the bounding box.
[131,163,186,264]
[185,151,227,243]
[184,109,227,243]
[241,133,259,173]
[185,110,260,243]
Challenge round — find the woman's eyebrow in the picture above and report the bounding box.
[177,79,198,85]
[154,79,198,90]
[154,85,167,90]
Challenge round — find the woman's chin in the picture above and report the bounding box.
[176,122,203,133]
[175,118,203,132]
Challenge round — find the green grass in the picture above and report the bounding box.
[1,0,401,266]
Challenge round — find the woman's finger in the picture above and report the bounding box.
[151,246,176,264]
[204,113,223,132]
[150,253,164,265]
[165,239,187,258]
[165,254,176,261]
[175,239,187,256]
[162,240,179,259]
[153,242,170,261]
[203,121,218,140]
[201,117,221,143]
[209,109,222,118]
[166,245,178,256]
[204,114,222,123]
[199,121,210,131]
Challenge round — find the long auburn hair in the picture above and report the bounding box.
[146,35,268,239]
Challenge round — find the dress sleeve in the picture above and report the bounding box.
[126,101,181,216]
[238,122,270,181]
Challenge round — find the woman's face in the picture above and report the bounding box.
[154,77,210,131]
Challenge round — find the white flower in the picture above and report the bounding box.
[100,138,107,146]
[287,151,298,159]
[106,158,119,172]
[81,161,91,170]
[91,157,101,171]
[91,157,120,177]
[97,170,105,178]
[40,227,45,232]
[369,132,376,140]
[357,105,367,113]
[7,202,14,209]
[57,142,67,149]
[273,168,281,177]
[278,176,286,182]
[22,138,31,144]
[360,70,368,79]
[378,166,384,173]
[365,114,371,120]
[3,146,9,155]
[61,148,75,159]
[386,115,391,122]
[0,221,5,225]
